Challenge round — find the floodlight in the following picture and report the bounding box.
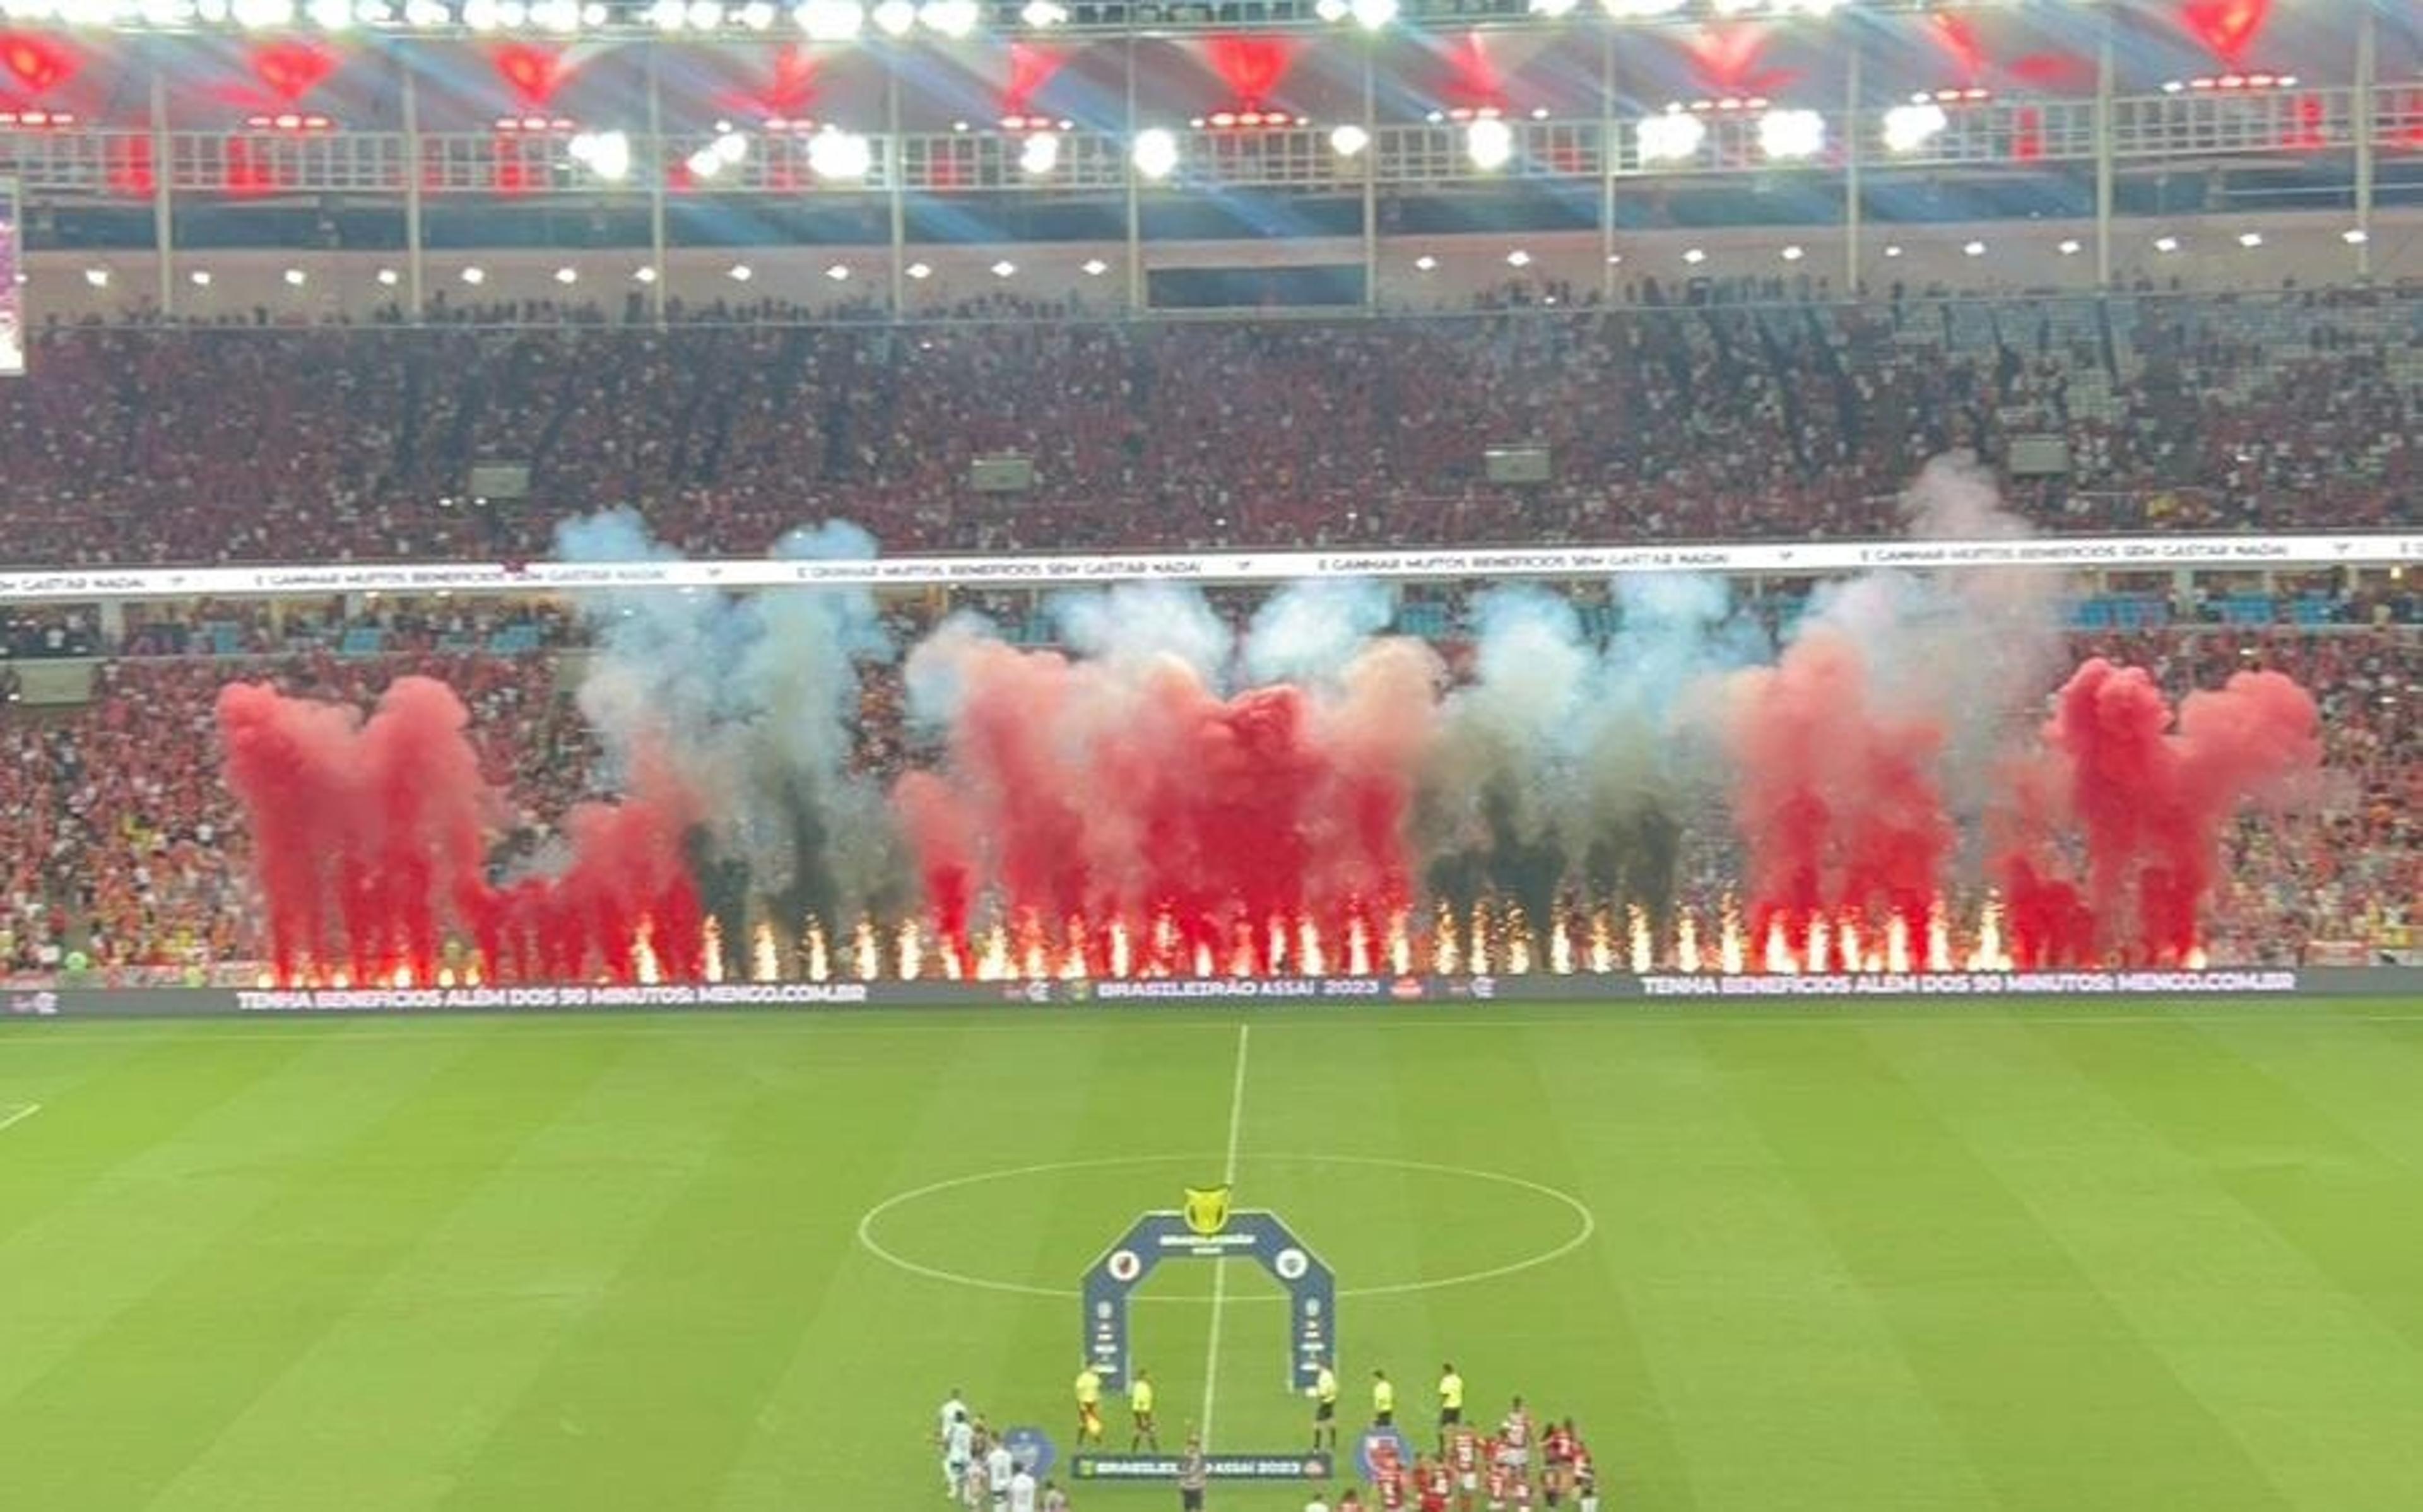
[1881,102,1946,155]
[1466,117,1513,171]
[1636,110,1705,165]
[1132,127,1178,180]
[808,128,873,180]
[1757,107,1824,161]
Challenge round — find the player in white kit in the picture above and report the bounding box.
[943,1409,976,1499]
[986,1441,1016,1512]
[1009,1465,1040,1512]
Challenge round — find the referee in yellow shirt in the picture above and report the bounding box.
[1436,1362,1465,1455]
[1075,1361,1105,1446]
[1310,1357,1340,1452]
[1371,1368,1396,1429]
[1130,1368,1160,1451]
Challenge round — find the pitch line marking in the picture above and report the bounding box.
[1199,1024,1250,1446]
[0,1103,42,1134]
[854,1151,1596,1303]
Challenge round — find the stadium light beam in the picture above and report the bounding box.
[1018,131,1060,175]
[870,0,915,33]
[1347,0,1396,30]
[1329,123,1369,158]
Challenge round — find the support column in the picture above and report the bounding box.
[1124,37,1143,315]
[401,57,426,320]
[645,45,668,327]
[149,61,172,317]
[1842,42,1861,296]
[887,45,907,316]
[1599,26,1617,302]
[2353,4,2376,280]
[1360,45,1377,312]
[2094,23,2114,290]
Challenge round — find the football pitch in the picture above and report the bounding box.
[4,998,2423,1511]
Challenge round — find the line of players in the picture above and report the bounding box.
[1309,1360,1601,1512]
[936,1388,1075,1511]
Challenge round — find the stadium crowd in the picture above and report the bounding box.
[0,284,2410,978]
[0,286,2412,569]
[0,607,2407,979]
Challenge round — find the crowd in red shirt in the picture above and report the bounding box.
[0,614,2406,978]
[0,287,2410,570]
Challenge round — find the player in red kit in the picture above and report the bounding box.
[1572,1440,1600,1512]
[1540,1418,1576,1506]
[1509,1469,1536,1512]
[1415,1456,1449,1512]
[1482,1441,1512,1512]
[1447,1422,1482,1512]
[1369,1434,1404,1486]
[1376,1458,1409,1512]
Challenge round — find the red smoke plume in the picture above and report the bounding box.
[216,676,490,985]
[2001,657,2320,966]
[1718,627,1953,958]
[892,635,1432,973]
[464,756,704,985]
[217,678,706,986]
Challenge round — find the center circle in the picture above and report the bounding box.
[856,1152,1595,1301]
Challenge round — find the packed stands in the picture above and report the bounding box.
[0,614,2408,976]
[0,286,2412,569]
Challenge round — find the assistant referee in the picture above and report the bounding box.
[1436,1363,1465,1453]
[1311,1357,1340,1451]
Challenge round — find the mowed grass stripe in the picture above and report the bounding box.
[1491,1021,1696,1505]
[770,1024,1212,1505]
[140,1037,771,1512]
[0,1030,631,1509]
[1561,1021,1994,1511]
[0,1033,322,1248]
[2190,1013,2423,1185]
[1704,1021,2292,1509]
[0,1034,473,1412]
[2034,1019,2423,1357]
[1865,1017,2423,1508]
[436,1024,1161,1509]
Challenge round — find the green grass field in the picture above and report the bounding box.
[5,998,2423,1509]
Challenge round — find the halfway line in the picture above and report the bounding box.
[0,1102,43,1134]
[1200,1024,1250,1447]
